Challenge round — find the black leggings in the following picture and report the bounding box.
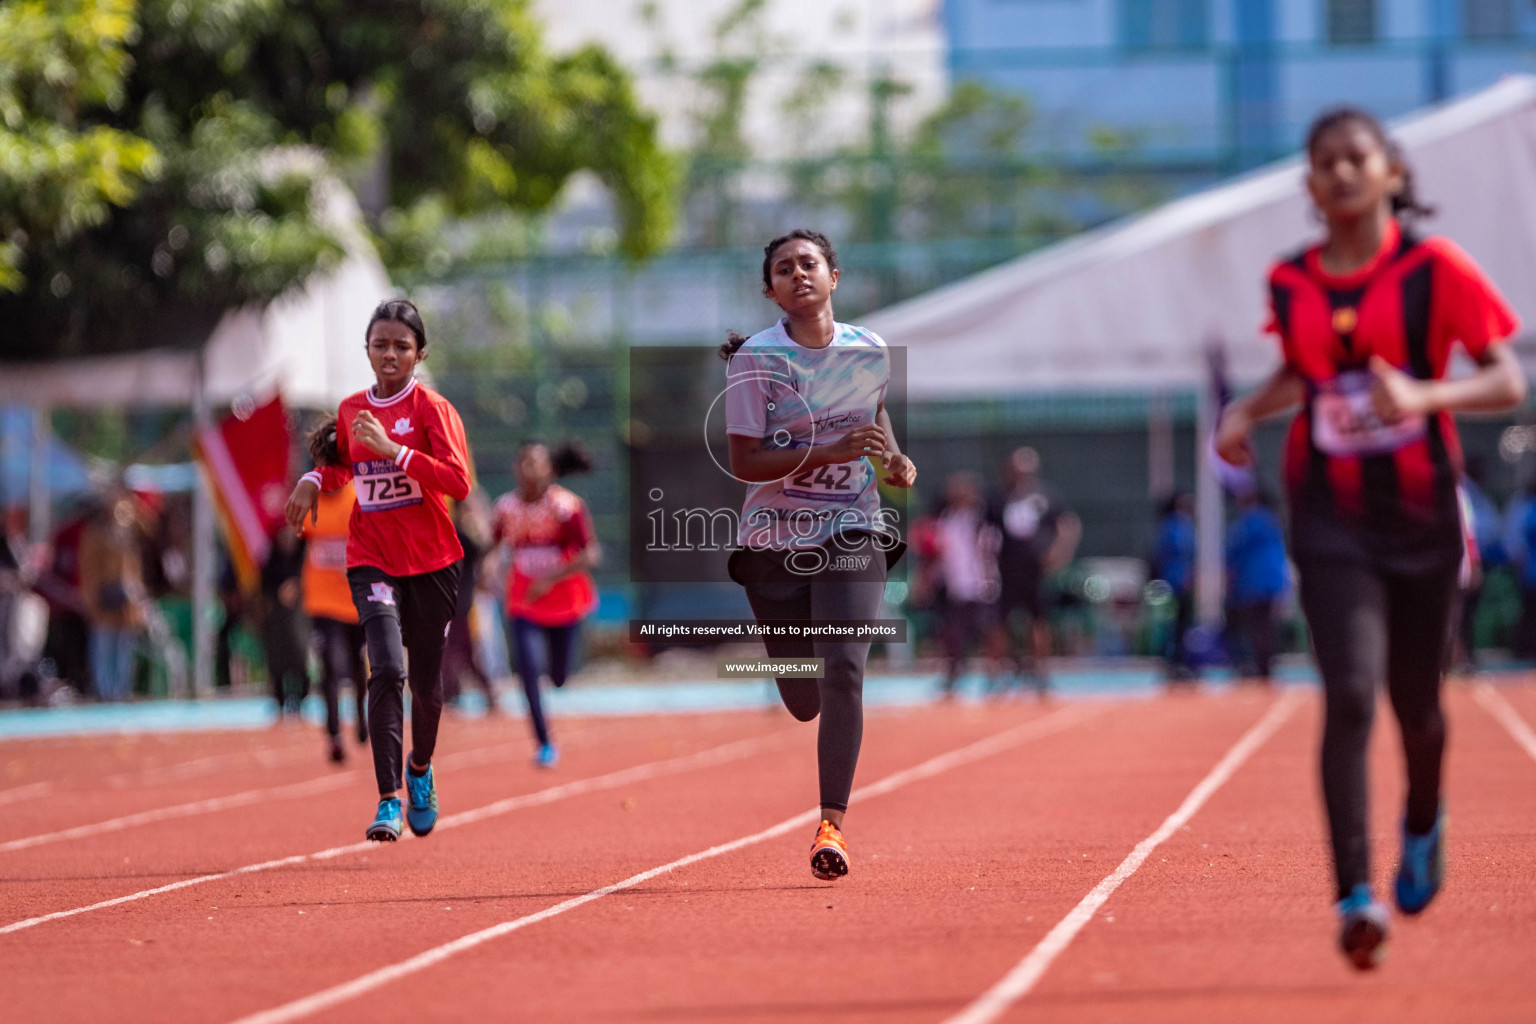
[312,616,367,741]
[1297,557,1459,901]
[347,564,460,796]
[739,538,888,813]
[441,609,493,702]
[509,617,579,747]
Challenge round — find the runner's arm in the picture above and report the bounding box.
[289,414,352,527]
[395,399,472,500]
[1369,346,1526,418]
[533,507,602,588]
[1215,366,1305,466]
[299,418,354,493]
[727,425,888,483]
[876,404,916,488]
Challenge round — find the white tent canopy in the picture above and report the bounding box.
[0,175,385,410]
[868,75,1536,397]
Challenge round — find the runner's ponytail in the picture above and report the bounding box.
[719,331,749,361]
[551,442,594,478]
[307,416,341,467]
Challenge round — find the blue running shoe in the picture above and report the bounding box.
[404,760,438,837]
[1337,883,1389,970]
[534,743,559,769]
[366,797,403,842]
[1395,810,1446,915]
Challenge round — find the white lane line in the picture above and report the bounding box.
[0,781,55,806]
[0,743,315,800]
[943,690,1303,1024]
[1473,683,1536,763]
[0,736,539,852]
[224,703,1099,1024]
[105,745,312,788]
[0,726,798,936]
[0,774,358,852]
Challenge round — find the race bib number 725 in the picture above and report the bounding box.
[354,459,423,512]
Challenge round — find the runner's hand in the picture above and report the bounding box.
[352,409,400,458]
[881,452,917,488]
[284,479,320,530]
[1369,355,1428,422]
[1214,406,1254,467]
[823,425,887,464]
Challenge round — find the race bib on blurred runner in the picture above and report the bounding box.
[310,537,348,570]
[1312,370,1425,457]
[513,544,563,577]
[354,459,423,512]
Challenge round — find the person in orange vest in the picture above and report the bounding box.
[301,480,368,763]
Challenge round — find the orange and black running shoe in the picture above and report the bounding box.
[810,819,849,881]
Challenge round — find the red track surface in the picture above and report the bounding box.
[3,680,1536,1023]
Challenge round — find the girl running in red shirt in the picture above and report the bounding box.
[285,299,472,841]
[1217,108,1525,969]
[492,442,600,768]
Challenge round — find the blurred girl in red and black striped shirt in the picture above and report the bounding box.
[1217,108,1525,970]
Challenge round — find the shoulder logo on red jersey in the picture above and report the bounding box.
[392,417,414,436]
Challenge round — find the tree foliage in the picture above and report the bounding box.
[2,0,675,361]
[0,0,159,294]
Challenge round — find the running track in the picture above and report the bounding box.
[3,679,1536,1023]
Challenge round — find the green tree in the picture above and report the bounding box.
[2,0,676,361]
[0,0,160,294]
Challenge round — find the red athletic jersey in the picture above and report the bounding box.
[304,377,471,577]
[1267,220,1518,569]
[493,484,597,627]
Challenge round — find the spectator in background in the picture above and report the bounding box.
[78,490,152,701]
[260,525,310,716]
[932,472,1000,696]
[215,554,245,691]
[1456,458,1504,670]
[442,493,496,711]
[1508,476,1536,659]
[0,527,21,698]
[993,447,1079,693]
[1151,492,1197,682]
[1225,489,1289,682]
[37,504,92,696]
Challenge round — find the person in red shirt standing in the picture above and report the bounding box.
[492,442,600,768]
[1217,108,1525,970]
[285,299,472,842]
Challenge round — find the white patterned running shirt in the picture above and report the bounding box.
[723,319,891,550]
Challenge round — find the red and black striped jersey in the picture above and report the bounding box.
[1267,219,1518,569]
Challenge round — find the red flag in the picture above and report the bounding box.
[193,395,291,591]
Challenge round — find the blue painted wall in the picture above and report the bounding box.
[942,0,1536,169]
